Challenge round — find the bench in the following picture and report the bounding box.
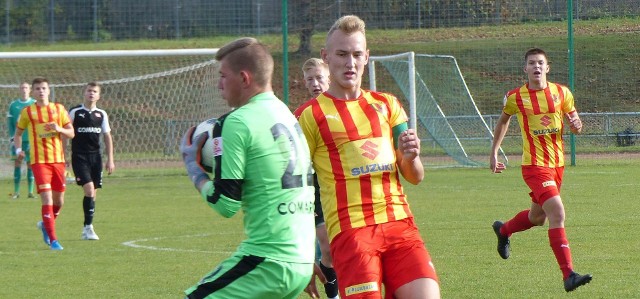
[615,128,640,146]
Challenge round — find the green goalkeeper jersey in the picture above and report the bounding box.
[200,92,315,264]
[6,97,35,146]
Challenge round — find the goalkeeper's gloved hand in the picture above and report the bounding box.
[180,126,210,191]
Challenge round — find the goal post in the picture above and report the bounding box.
[368,52,508,167]
[0,49,229,176]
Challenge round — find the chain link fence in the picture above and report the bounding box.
[0,0,638,168]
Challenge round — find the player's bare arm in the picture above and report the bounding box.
[396,129,424,185]
[566,111,582,135]
[304,264,327,299]
[12,128,26,160]
[104,132,115,174]
[490,112,511,173]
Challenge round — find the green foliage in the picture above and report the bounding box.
[66,24,76,40]
[1,161,638,298]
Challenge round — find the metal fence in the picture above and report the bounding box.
[0,0,638,169]
[1,0,638,42]
[485,112,640,148]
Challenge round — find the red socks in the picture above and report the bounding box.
[501,209,575,279]
[501,210,535,237]
[549,228,574,279]
[53,205,61,219]
[41,205,60,241]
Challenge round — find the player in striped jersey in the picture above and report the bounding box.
[298,58,339,299]
[14,77,75,250]
[490,48,592,292]
[297,15,440,298]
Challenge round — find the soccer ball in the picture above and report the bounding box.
[192,118,217,173]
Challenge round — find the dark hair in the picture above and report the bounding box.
[524,48,548,63]
[32,77,49,86]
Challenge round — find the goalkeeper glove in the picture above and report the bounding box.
[180,126,210,191]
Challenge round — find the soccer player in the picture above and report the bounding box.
[296,15,441,298]
[6,82,36,199]
[67,82,115,241]
[489,48,592,292]
[14,77,75,251]
[179,37,315,299]
[297,58,339,299]
[302,58,331,98]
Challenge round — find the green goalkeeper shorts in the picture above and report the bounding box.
[184,252,313,299]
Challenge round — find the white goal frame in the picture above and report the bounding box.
[0,49,224,176]
[368,51,508,167]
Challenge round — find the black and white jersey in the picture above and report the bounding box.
[69,104,111,154]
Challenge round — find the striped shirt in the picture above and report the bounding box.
[503,82,576,167]
[296,89,412,241]
[16,102,71,164]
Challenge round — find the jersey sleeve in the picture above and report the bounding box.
[297,108,317,159]
[6,103,15,137]
[502,93,518,116]
[16,108,30,130]
[57,104,71,127]
[219,115,247,181]
[388,94,408,128]
[200,113,247,218]
[561,86,576,114]
[102,111,112,133]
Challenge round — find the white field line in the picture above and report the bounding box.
[121,233,235,254]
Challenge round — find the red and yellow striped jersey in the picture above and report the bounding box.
[296,90,412,241]
[17,102,71,164]
[503,83,576,167]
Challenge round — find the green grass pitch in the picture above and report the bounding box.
[1,162,638,298]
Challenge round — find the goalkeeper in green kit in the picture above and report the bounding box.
[180,37,316,299]
[6,82,36,199]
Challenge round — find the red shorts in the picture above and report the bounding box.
[31,163,67,193]
[330,218,438,299]
[522,165,564,205]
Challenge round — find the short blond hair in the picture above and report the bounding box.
[327,15,366,40]
[301,58,328,73]
[215,37,274,87]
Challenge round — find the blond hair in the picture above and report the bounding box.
[301,58,328,73]
[327,15,366,39]
[215,37,274,87]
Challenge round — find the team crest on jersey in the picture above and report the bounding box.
[94,112,102,118]
[370,103,388,116]
[552,94,559,103]
[212,137,223,157]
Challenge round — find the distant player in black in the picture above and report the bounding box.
[68,82,115,240]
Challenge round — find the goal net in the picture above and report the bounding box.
[368,52,507,167]
[0,49,229,177]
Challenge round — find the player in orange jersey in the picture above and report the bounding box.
[297,58,339,299]
[489,48,592,292]
[296,16,440,299]
[14,77,75,251]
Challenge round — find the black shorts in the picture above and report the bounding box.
[71,152,103,188]
[313,174,325,227]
